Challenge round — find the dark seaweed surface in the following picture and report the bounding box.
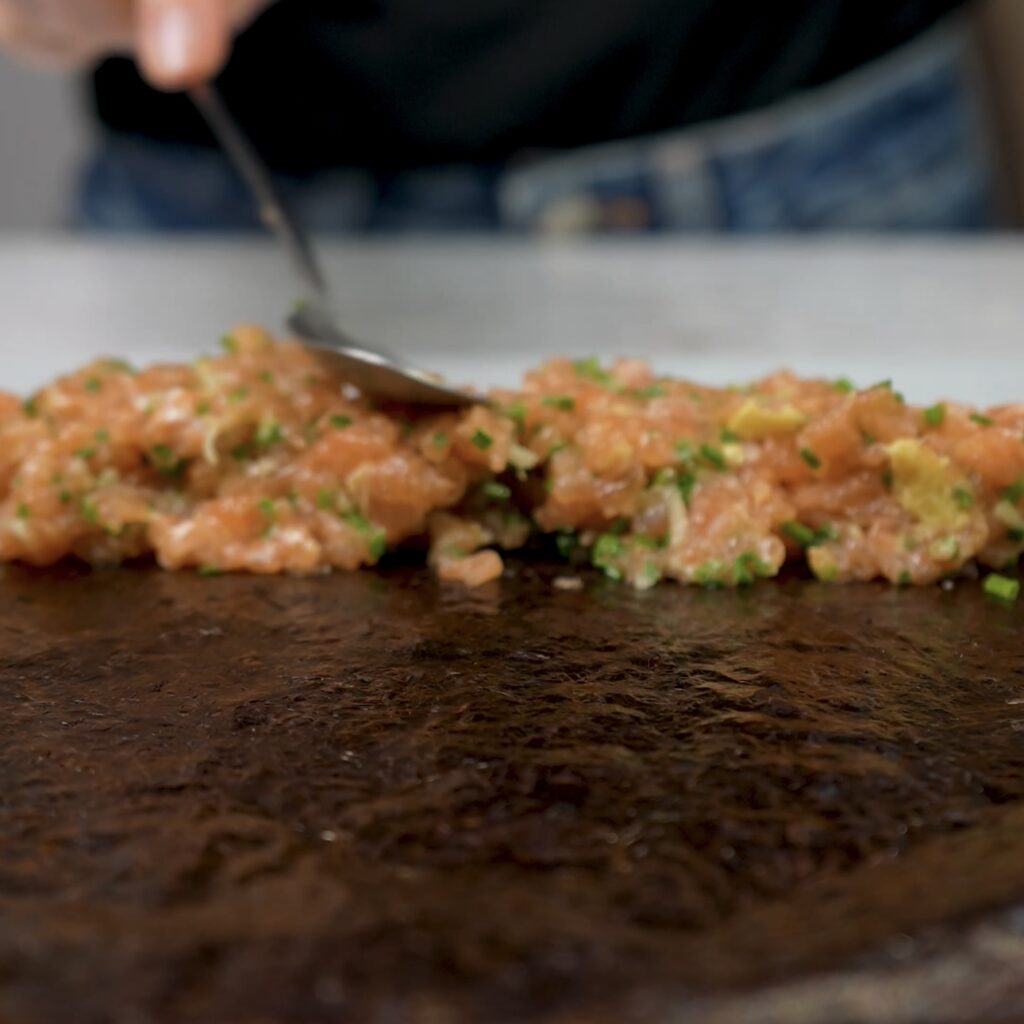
[0,561,1023,1024]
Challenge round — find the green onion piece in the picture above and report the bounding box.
[953,486,974,510]
[502,402,527,429]
[983,573,1020,603]
[258,370,274,384]
[555,529,577,558]
[80,497,100,526]
[342,510,372,533]
[257,498,276,520]
[22,397,38,418]
[195,400,211,416]
[882,469,894,490]
[542,395,576,412]
[929,536,960,561]
[369,533,388,561]
[861,431,877,447]
[229,386,249,403]
[58,489,72,504]
[255,421,284,446]
[573,357,616,388]
[591,533,625,579]
[76,446,97,461]
[832,378,855,394]
[719,427,741,443]
[1003,479,1024,505]
[94,428,110,444]
[482,481,511,502]
[329,414,352,430]
[84,378,102,393]
[315,489,334,511]
[799,447,822,470]
[432,431,449,448]
[471,430,494,451]
[970,412,995,427]
[734,551,772,586]
[220,335,238,353]
[677,472,696,506]
[16,503,30,520]
[103,358,135,374]
[782,521,817,547]
[652,468,675,487]
[897,571,912,586]
[923,403,946,428]
[198,565,223,577]
[150,444,185,478]
[693,560,726,587]
[700,443,727,470]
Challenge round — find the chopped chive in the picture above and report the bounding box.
[693,560,726,588]
[257,498,276,520]
[882,469,894,490]
[591,533,625,580]
[719,427,741,443]
[923,403,946,428]
[369,533,388,561]
[432,431,449,448]
[677,472,696,505]
[342,510,372,533]
[482,481,511,502]
[149,444,185,479]
[16,503,30,520]
[329,414,352,430]
[198,565,223,577]
[861,431,877,447]
[734,551,772,585]
[782,521,817,547]
[634,385,667,399]
[871,379,893,392]
[799,447,822,470]
[555,529,578,558]
[633,534,661,550]
[103,358,134,374]
[258,370,274,384]
[542,395,575,412]
[897,571,912,586]
[573,357,615,387]
[970,412,995,427]
[953,486,974,510]
[315,489,334,511]
[1003,479,1024,505]
[929,536,960,561]
[76,446,96,460]
[22,397,38,418]
[195,400,211,416]
[832,378,855,394]
[983,573,1020,603]
[700,443,727,470]
[652,468,675,487]
[220,335,238,354]
[255,421,284,446]
[83,378,102,393]
[94,428,110,444]
[471,430,494,451]
[58,489,72,504]
[502,402,527,430]
[229,386,249,403]
[608,517,630,536]
[80,497,100,526]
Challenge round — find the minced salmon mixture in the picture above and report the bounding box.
[2,324,1023,593]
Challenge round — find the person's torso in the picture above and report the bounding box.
[91,0,967,174]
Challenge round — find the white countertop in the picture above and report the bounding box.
[2,236,1023,405]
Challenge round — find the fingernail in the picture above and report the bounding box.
[148,4,200,84]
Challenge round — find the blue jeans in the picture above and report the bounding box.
[78,17,998,234]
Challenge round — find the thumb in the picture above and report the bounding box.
[136,0,230,92]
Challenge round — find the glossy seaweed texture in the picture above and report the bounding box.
[0,561,1023,1023]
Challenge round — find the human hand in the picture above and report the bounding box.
[0,0,269,90]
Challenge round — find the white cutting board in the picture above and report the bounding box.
[2,236,1022,406]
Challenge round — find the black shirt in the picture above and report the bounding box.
[92,0,968,175]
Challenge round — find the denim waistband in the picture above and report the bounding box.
[77,16,997,233]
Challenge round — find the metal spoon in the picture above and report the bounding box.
[190,84,479,407]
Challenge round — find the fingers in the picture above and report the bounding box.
[136,0,230,91]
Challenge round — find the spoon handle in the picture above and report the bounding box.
[190,83,329,305]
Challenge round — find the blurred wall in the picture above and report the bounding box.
[0,56,86,230]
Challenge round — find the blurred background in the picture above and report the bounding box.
[2,0,1024,233]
